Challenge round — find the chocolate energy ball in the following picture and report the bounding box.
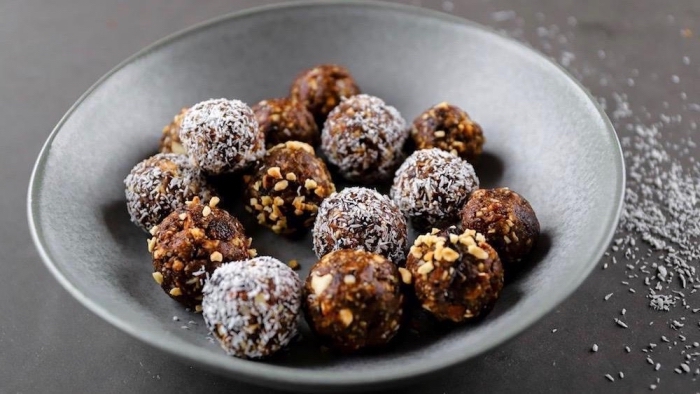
[460,188,540,266]
[125,153,213,232]
[159,107,188,154]
[150,197,255,308]
[252,98,319,148]
[313,187,408,265]
[405,227,504,323]
[321,94,408,183]
[179,98,265,174]
[289,64,361,126]
[390,148,479,230]
[202,256,302,359]
[304,249,403,352]
[244,141,335,235]
[410,102,485,163]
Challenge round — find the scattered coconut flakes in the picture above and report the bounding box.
[490,10,700,391]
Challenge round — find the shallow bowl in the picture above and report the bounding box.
[28,1,624,391]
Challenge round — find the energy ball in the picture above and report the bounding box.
[179,98,265,174]
[124,153,213,232]
[150,197,255,308]
[406,227,504,323]
[159,107,188,154]
[244,141,335,235]
[410,102,485,163]
[252,98,319,148]
[202,256,302,359]
[290,64,361,125]
[313,187,408,265]
[391,148,479,230]
[321,94,408,183]
[460,188,540,265]
[304,249,403,352]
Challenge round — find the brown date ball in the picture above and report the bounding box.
[252,98,319,148]
[410,102,485,163]
[460,188,540,266]
[159,107,188,154]
[244,141,335,235]
[303,249,403,352]
[150,197,255,309]
[290,64,361,126]
[124,153,213,232]
[322,94,408,183]
[405,227,504,323]
[391,148,479,231]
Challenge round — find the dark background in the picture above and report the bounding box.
[2,0,699,393]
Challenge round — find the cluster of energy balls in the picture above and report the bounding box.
[122,64,540,359]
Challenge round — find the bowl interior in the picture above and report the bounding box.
[29,2,623,389]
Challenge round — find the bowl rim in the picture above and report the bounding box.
[27,0,625,388]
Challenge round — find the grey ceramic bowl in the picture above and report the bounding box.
[28,1,624,391]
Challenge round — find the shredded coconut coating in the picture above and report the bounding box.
[180,98,265,174]
[312,187,408,264]
[124,153,212,232]
[201,256,302,359]
[391,148,479,230]
[321,94,407,183]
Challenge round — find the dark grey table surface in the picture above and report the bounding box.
[2,0,699,393]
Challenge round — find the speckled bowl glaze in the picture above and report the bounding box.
[28,1,624,391]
